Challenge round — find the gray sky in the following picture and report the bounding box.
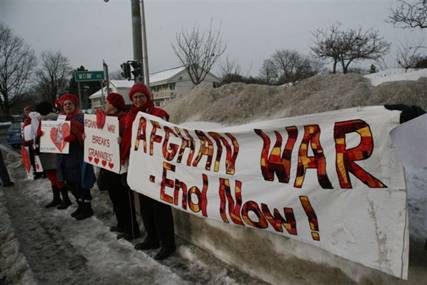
[1,0,425,76]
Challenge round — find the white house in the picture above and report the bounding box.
[89,66,220,109]
[89,80,134,110]
[149,66,220,106]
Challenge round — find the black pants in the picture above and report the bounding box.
[101,169,139,235]
[139,194,175,248]
[0,150,12,185]
[67,181,91,201]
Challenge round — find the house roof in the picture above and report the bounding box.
[149,66,186,84]
[110,80,134,88]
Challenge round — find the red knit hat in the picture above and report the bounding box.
[23,105,33,112]
[106,92,125,110]
[60,93,79,106]
[128,83,152,101]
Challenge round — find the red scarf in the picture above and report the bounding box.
[120,101,169,165]
[66,109,84,145]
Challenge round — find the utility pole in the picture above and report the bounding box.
[130,0,144,83]
[140,0,150,86]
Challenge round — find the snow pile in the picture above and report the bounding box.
[166,73,427,125]
[364,68,427,86]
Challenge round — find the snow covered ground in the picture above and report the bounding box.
[364,68,427,86]
[0,145,268,285]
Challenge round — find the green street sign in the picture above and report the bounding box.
[75,70,104,82]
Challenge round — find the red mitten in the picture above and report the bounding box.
[96,109,106,129]
[64,134,76,142]
[37,128,44,137]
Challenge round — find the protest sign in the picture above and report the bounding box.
[127,106,408,278]
[21,146,34,180]
[39,120,70,154]
[83,114,121,173]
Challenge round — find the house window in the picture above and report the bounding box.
[169,83,175,90]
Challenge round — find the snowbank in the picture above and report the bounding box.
[166,73,427,125]
[364,68,427,86]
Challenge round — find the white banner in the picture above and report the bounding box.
[127,106,408,279]
[83,114,121,173]
[39,120,70,154]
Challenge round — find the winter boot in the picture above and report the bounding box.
[45,186,62,208]
[57,187,72,210]
[74,201,94,221]
[71,199,83,218]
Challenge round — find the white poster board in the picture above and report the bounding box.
[127,106,408,279]
[39,120,71,154]
[83,114,121,174]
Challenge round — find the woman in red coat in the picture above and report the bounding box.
[97,92,140,240]
[121,83,176,260]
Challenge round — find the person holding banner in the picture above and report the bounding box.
[120,83,176,260]
[96,92,141,240]
[35,101,70,209]
[58,93,95,220]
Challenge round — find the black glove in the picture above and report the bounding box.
[384,104,426,124]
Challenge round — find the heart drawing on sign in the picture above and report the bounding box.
[50,123,70,152]
[94,158,100,164]
[101,160,107,167]
[88,156,93,162]
[108,162,114,169]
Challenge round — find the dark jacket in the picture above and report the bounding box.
[59,112,84,183]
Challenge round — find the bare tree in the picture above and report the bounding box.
[259,58,279,84]
[311,24,342,73]
[172,25,226,85]
[312,24,390,74]
[0,24,37,115]
[35,51,72,103]
[390,0,427,29]
[219,57,241,78]
[396,40,426,69]
[270,50,317,83]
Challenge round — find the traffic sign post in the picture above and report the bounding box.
[74,71,105,82]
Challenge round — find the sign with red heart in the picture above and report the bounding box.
[39,121,71,154]
[83,114,121,174]
[21,146,34,180]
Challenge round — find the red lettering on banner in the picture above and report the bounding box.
[175,127,195,166]
[218,178,299,234]
[84,119,97,128]
[134,117,147,153]
[255,127,297,183]
[294,125,332,189]
[299,196,320,241]
[261,203,297,235]
[91,135,110,147]
[150,121,163,156]
[192,130,214,171]
[208,132,239,175]
[107,124,116,133]
[334,120,386,188]
[219,178,244,225]
[160,161,208,217]
[162,126,179,161]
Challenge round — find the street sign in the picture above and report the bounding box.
[75,70,105,82]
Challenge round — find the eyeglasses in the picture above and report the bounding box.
[133,95,147,100]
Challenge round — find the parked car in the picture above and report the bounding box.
[7,121,22,148]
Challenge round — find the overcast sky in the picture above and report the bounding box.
[1,0,425,76]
